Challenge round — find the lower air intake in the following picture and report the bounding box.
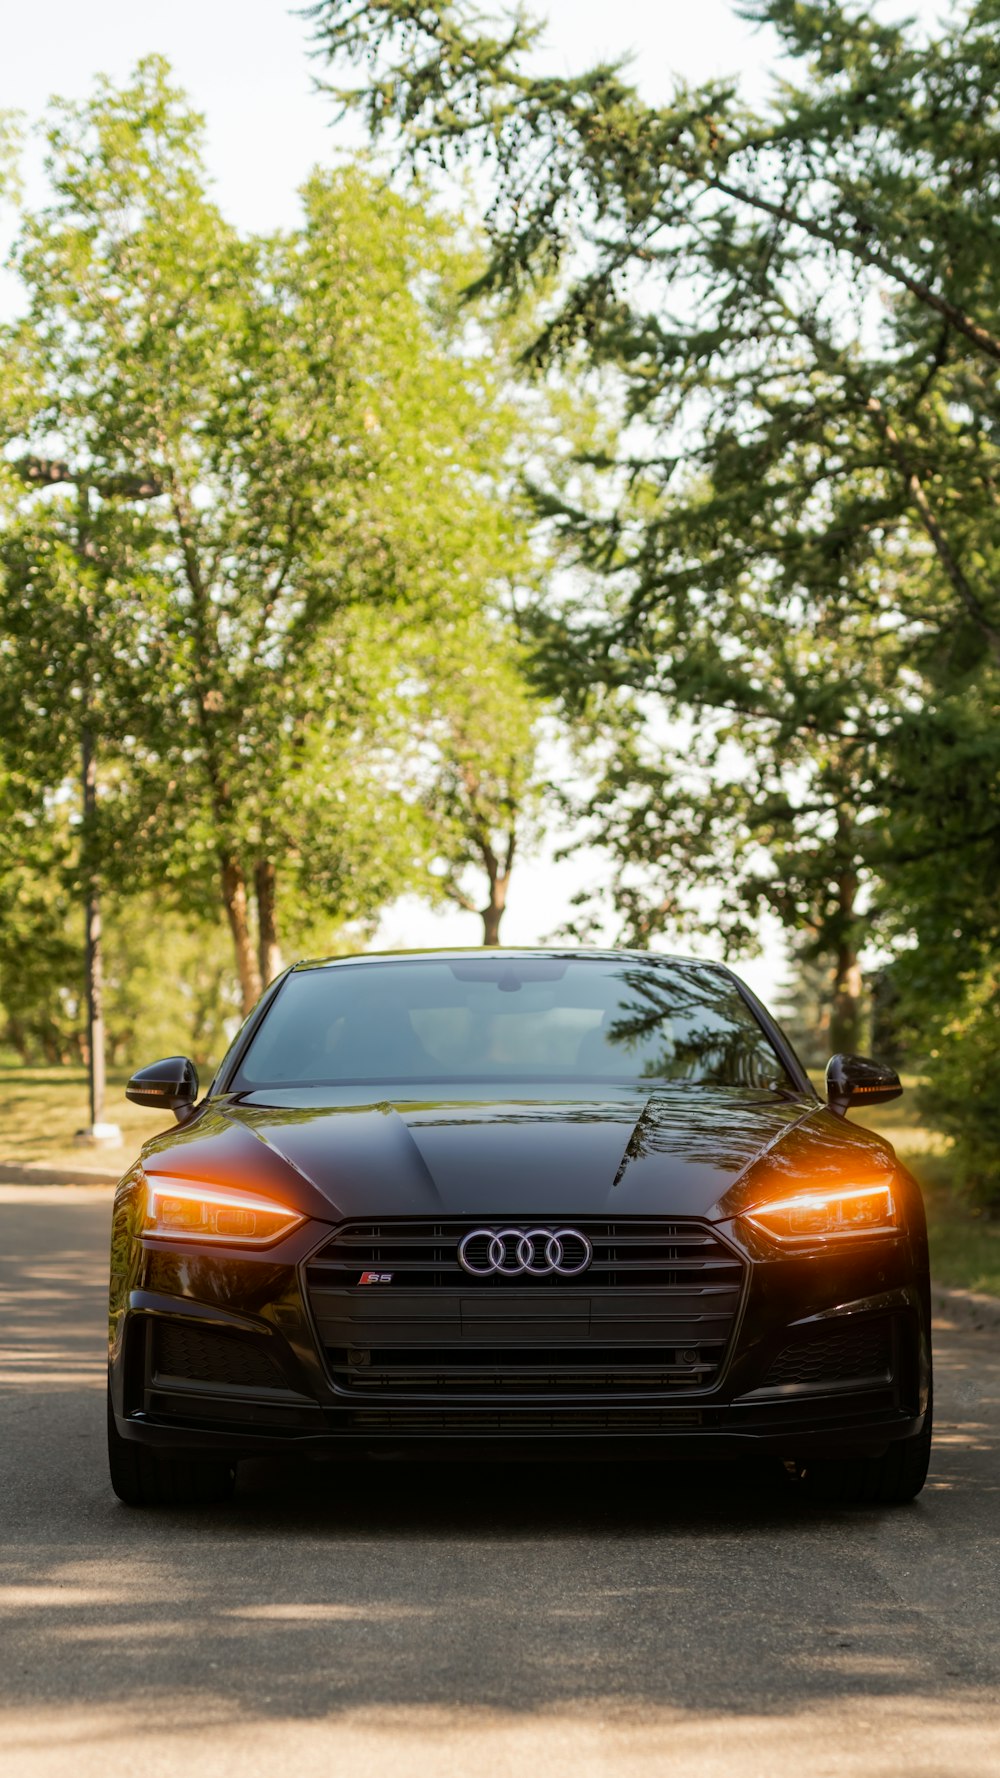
[152,1321,286,1392]
[764,1320,893,1388]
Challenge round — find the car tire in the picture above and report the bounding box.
[794,1394,933,1507]
[107,1385,236,1507]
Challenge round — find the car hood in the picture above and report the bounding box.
[139,1083,898,1223]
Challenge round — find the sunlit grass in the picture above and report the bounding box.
[0,1064,156,1172]
[847,1093,950,1158]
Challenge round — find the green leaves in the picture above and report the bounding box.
[0,58,555,1023]
[309,0,1000,1136]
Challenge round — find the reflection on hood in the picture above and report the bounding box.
[139,1081,897,1224]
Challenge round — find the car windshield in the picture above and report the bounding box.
[232,956,790,1090]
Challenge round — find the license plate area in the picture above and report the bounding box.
[460,1292,592,1341]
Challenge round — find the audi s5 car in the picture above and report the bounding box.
[107,949,932,1507]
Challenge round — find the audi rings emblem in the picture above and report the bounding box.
[457,1226,593,1279]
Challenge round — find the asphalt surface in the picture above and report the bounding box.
[1,1186,998,1778]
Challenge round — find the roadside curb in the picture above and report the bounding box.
[932,1283,1000,1334]
[0,1160,122,1187]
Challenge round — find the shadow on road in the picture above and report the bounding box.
[1,1197,999,1756]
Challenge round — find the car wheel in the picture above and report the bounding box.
[794,1394,933,1507]
[107,1385,236,1507]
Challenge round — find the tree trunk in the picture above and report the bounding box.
[830,939,864,1054]
[481,897,505,946]
[220,852,262,1014]
[173,483,265,1018]
[478,830,514,947]
[829,867,864,1054]
[255,857,284,989]
[81,725,106,1128]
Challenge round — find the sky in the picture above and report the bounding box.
[0,2,784,233]
[0,0,939,999]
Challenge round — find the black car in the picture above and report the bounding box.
[107,948,932,1507]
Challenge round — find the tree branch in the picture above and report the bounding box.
[675,165,1000,368]
[12,455,164,500]
[864,396,1000,661]
[441,877,479,913]
[784,310,1000,657]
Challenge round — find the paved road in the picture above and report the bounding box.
[1,1187,998,1778]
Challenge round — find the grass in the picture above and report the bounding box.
[1,1063,997,1297]
[0,1064,160,1174]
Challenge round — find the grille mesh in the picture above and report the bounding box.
[152,1321,286,1392]
[307,1218,737,1291]
[763,1320,893,1388]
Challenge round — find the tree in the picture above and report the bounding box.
[310,0,1000,1099]
[0,110,19,199]
[917,963,1000,1214]
[0,772,81,1065]
[554,561,912,1052]
[0,869,244,1073]
[416,620,550,945]
[1,60,543,1018]
[0,485,165,1125]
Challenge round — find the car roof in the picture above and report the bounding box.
[290,946,732,975]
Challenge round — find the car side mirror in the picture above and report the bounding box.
[125,1056,200,1124]
[825,1053,902,1119]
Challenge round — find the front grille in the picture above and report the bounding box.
[763,1320,893,1388]
[152,1321,286,1392]
[325,1346,713,1392]
[305,1219,744,1398]
[340,1405,704,1434]
[307,1218,735,1290]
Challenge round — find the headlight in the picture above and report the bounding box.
[142,1176,304,1246]
[744,1182,898,1248]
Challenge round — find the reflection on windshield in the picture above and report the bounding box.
[234,956,789,1091]
[607,970,777,1083]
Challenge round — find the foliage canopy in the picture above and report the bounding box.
[0,58,558,1052]
[309,0,1000,1194]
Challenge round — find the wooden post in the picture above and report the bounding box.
[74,481,119,1148]
[81,722,106,1129]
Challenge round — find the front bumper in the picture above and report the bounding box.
[108,1198,931,1465]
[113,1377,926,1464]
